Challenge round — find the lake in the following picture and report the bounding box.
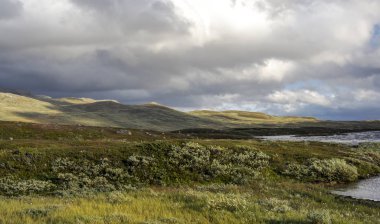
[332,176,380,202]
[260,131,380,145]
[261,131,380,201]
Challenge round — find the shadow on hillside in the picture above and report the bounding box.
[11,110,119,128]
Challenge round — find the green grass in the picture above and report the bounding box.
[0,182,379,224]
[190,110,318,125]
[2,92,380,132]
[1,92,344,131]
[0,121,379,223]
[0,93,226,131]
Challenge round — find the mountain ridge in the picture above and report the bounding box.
[0,92,319,131]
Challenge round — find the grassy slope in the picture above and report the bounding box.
[190,110,318,126]
[2,92,380,132]
[0,121,379,223]
[0,93,224,131]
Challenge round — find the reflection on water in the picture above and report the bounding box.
[260,131,380,144]
[332,176,380,202]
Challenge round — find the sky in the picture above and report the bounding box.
[0,0,380,120]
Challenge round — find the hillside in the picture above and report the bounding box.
[0,92,329,131]
[190,110,318,125]
[0,92,223,131]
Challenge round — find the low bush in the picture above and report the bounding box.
[307,209,332,224]
[260,198,292,213]
[0,176,55,196]
[206,193,248,212]
[131,142,270,184]
[52,158,132,193]
[284,158,358,183]
[0,142,270,195]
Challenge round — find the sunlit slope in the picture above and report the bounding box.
[64,101,224,130]
[189,110,318,125]
[0,93,60,123]
[0,93,223,131]
[1,92,324,131]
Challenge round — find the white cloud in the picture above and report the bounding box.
[354,89,380,102]
[267,90,332,107]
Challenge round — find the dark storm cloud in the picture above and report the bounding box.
[70,0,190,34]
[0,0,380,120]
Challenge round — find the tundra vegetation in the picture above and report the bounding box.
[0,122,379,223]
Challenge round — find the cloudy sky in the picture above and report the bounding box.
[0,0,380,120]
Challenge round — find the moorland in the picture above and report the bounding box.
[0,92,380,224]
[0,121,379,223]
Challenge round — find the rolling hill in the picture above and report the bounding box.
[0,91,324,131]
[0,92,223,131]
[189,110,318,125]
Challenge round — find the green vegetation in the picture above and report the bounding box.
[0,121,379,223]
[284,158,359,183]
[0,92,223,131]
[190,110,318,125]
[2,92,380,132]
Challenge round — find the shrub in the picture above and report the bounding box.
[124,155,164,185]
[52,158,132,193]
[168,142,211,174]
[216,147,270,184]
[260,198,292,213]
[205,193,248,212]
[133,142,270,185]
[307,210,332,224]
[284,158,358,183]
[309,158,358,182]
[0,176,55,196]
[106,191,134,204]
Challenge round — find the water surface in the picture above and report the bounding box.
[260,131,380,144]
[260,131,380,201]
[332,176,380,202]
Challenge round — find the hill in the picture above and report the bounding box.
[190,110,318,125]
[0,92,336,131]
[0,92,223,131]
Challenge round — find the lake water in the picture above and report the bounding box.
[261,131,380,201]
[260,131,380,145]
[332,176,380,202]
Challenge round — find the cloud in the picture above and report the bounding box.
[0,0,380,120]
[70,0,190,35]
[267,90,332,107]
[0,0,22,20]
